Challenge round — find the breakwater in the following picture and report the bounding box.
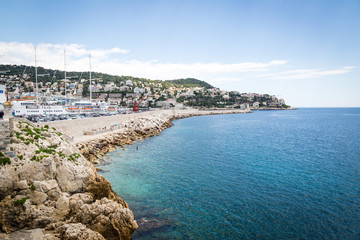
[39,109,249,143]
[68,109,250,163]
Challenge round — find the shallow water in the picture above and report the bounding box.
[100,108,360,239]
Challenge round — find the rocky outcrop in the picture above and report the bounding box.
[0,121,137,239]
[52,223,106,240]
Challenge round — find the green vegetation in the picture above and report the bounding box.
[33,128,42,134]
[14,197,29,206]
[282,104,290,108]
[35,148,56,155]
[0,156,11,166]
[1,64,213,93]
[28,183,36,191]
[176,91,284,108]
[14,122,80,164]
[0,152,11,165]
[57,152,66,158]
[68,153,81,162]
[164,78,213,89]
[31,155,49,162]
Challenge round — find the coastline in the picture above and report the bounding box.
[0,108,250,239]
[250,107,297,111]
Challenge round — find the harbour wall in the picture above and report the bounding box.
[0,111,15,157]
[40,109,246,142]
[70,108,251,163]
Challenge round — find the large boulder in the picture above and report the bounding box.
[70,198,137,240]
[56,223,106,240]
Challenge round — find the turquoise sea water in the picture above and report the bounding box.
[99,108,360,239]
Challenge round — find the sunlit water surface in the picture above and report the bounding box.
[100,108,360,239]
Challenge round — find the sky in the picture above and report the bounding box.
[0,0,359,107]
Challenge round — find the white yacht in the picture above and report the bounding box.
[12,100,68,116]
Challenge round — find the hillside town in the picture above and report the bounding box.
[0,64,289,111]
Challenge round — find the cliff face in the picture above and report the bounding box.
[0,121,137,239]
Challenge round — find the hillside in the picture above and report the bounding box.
[164,78,213,89]
[0,64,290,109]
[0,64,213,89]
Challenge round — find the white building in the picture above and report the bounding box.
[134,87,145,94]
[156,101,171,108]
[193,87,204,92]
[126,80,133,86]
[0,85,6,104]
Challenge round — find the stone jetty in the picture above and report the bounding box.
[70,109,251,163]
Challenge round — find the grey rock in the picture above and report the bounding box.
[15,180,29,190]
[31,191,48,205]
[5,151,15,157]
[0,228,45,240]
[47,188,62,201]
[56,223,105,240]
[55,195,70,218]
[33,180,58,193]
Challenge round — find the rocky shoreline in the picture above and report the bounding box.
[0,109,249,239]
[0,121,137,239]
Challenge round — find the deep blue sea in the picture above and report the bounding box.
[99,108,360,240]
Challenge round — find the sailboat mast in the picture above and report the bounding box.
[34,45,38,105]
[89,54,92,101]
[64,50,67,104]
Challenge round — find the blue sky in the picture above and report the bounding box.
[0,0,359,107]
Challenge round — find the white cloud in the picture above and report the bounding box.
[260,66,355,80]
[0,42,355,86]
[0,41,285,75]
[343,66,357,70]
[0,42,129,69]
